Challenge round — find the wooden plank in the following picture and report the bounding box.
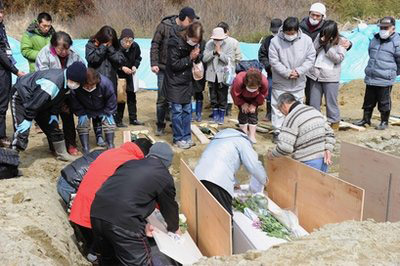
[122,131,131,143]
[228,119,270,133]
[339,121,366,131]
[180,159,232,256]
[339,142,400,222]
[266,156,364,232]
[191,124,210,144]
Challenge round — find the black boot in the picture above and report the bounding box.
[79,134,90,155]
[94,126,106,147]
[105,132,115,149]
[376,111,390,130]
[354,110,372,127]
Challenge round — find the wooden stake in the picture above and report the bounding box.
[191,124,210,144]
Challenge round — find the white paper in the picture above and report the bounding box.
[132,73,139,92]
[315,49,334,70]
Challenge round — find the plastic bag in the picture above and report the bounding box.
[192,61,204,80]
[223,58,236,86]
[132,73,140,92]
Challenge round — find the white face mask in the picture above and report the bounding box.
[187,39,197,46]
[309,17,320,26]
[67,80,80,90]
[246,87,258,93]
[379,30,391,40]
[284,34,298,42]
[83,85,97,92]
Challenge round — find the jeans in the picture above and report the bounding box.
[156,71,169,129]
[171,103,191,143]
[303,158,328,173]
[56,176,76,204]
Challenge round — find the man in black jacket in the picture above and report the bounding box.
[0,2,25,147]
[258,18,282,121]
[91,142,179,265]
[150,7,199,136]
[10,62,87,161]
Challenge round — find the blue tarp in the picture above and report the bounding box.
[8,21,398,87]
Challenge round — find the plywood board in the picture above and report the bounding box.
[180,159,232,257]
[191,124,210,144]
[266,156,364,232]
[339,121,366,131]
[339,142,400,222]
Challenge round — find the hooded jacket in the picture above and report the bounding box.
[70,74,117,118]
[150,15,183,70]
[35,44,85,71]
[231,71,268,107]
[194,128,267,197]
[69,142,145,228]
[118,40,142,92]
[21,20,56,72]
[269,29,316,92]
[364,32,400,87]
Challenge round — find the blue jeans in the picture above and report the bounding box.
[171,103,191,143]
[57,176,76,204]
[303,158,328,173]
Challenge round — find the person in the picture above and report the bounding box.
[85,25,125,147]
[10,62,87,161]
[36,31,84,156]
[269,17,316,142]
[258,18,283,121]
[69,138,152,262]
[163,22,204,149]
[116,28,143,127]
[70,68,117,153]
[192,39,207,122]
[308,20,347,130]
[231,69,268,143]
[151,6,199,136]
[217,21,242,117]
[194,128,267,215]
[267,93,335,172]
[0,2,25,148]
[90,142,179,265]
[203,27,235,125]
[299,2,326,42]
[21,12,55,73]
[354,16,400,130]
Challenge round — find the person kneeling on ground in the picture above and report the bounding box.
[90,142,179,265]
[267,93,335,172]
[10,62,87,161]
[70,68,117,154]
[194,128,267,215]
[231,69,268,144]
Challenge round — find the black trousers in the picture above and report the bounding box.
[60,97,77,147]
[117,91,138,123]
[238,108,258,125]
[0,69,11,138]
[362,85,392,113]
[201,180,233,216]
[209,81,229,110]
[10,89,64,151]
[91,218,152,266]
[304,77,312,106]
[194,91,204,101]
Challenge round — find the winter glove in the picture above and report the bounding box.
[16,120,32,133]
[102,115,115,125]
[49,115,59,125]
[78,115,88,126]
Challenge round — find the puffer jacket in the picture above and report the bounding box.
[231,71,268,107]
[269,29,316,92]
[150,15,183,70]
[364,32,400,87]
[70,74,117,118]
[61,149,104,190]
[21,20,55,72]
[307,35,347,83]
[194,128,267,197]
[162,33,195,104]
[85,39,125,91]
[35,44,85,71]
[258,35,274,77]
[299,17,325,41]
[203,38,235,83]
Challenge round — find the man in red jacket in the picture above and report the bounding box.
[69,138,152,262]
[231,69,268,144]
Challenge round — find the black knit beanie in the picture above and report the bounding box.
[66,62,87,84]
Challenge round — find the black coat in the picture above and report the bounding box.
[118,41,142,92]
[162,34,195,104]
[61,149,104,190]
[299,17,325,41]
[258,35,274,77]
[0,23,18,93]
[85,40,125,91]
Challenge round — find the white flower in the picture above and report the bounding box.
[179,214,187,223]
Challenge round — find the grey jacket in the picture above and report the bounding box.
[203,39,235,83]
[307,35,347,83]
[365,33,400,87]
[194,129,267,197]
[35,44,84,71]
[269,29,316,91]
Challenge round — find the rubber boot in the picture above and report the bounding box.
[376,111,390,130]
[105,132,115,149]
[239,124,248,135]
[212,109,219,123]
[218,109,225,125]
[94,126,106,147]
[248,124,257,144]
[196,101,203,122]
[354,110,372,127]
[52,140,76,162]
[79,134,90,155]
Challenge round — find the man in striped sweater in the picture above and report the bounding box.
[267,93,335,172]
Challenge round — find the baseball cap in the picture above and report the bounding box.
[179,7,200,20]
[379,16,395,27]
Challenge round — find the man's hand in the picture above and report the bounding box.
[145,224,154,237]
[17,71,26,77]
[122,66,133,75]
[131,66,137,73]
[190,48,200,61]
[241,103,250,114]
[151,66,160,73]
[248,104,257,114]
[324,150,333,165]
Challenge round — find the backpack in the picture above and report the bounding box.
[235,60,264,74]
